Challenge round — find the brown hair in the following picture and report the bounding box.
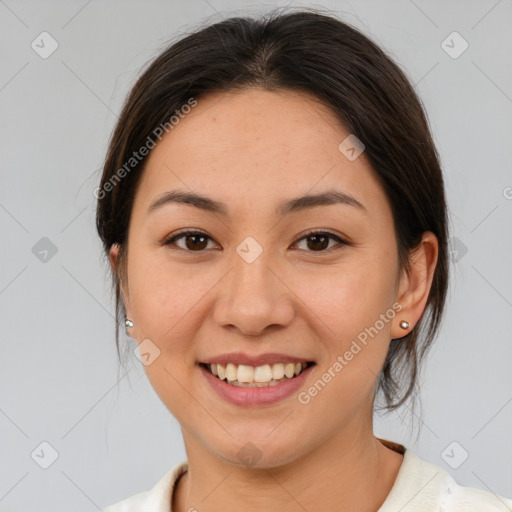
[96,7,449,413]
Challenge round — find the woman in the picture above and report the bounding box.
[96,8,512,511]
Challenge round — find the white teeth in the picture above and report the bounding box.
[284,363,295,378]
[272,363,285,380]
[205,361,310,386]
[237,364,254,383]
[226,363,237,382]
[254,364,273,383]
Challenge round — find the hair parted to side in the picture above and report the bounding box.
[96,7,449,414]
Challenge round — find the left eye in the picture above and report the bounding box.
[162,230,347,252]
[162,231,218,251]
[294,230,347,252]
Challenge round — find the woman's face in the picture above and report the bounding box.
[111,88,425,467]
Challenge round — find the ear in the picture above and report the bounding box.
[392,231,439,339]
[109,243,133,319]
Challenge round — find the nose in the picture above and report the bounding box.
[213,248,295,336]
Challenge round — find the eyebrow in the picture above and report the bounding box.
[147,188,367,217]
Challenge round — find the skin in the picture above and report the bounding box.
[109,88,438,511]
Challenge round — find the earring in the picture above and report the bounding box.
[125,318,134,329]
[399,320,410,330]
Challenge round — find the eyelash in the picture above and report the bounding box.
[161,229,348,253]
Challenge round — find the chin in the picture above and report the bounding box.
[207,431,307,470]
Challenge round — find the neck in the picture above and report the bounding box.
[173,426,403,512]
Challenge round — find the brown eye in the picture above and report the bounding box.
[294,231,347,252]
[163,231,216,251]
[162,229,347,253]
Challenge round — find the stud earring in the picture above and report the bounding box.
[399,320,410,330]
[125,318,134,329]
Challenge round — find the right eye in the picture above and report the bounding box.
[161,230,219,251]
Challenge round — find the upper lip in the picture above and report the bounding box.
[200,352,314,367]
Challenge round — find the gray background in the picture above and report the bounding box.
[1,0,511,510]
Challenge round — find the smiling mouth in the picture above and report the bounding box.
[200,361,316,388]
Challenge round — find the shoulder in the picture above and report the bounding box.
[102,461,188,512]
[380,447,512,511]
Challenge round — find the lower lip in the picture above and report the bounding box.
[199,364,314,407]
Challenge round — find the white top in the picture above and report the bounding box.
[102,441,512,511]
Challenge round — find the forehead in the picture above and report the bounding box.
[132,88,390,220]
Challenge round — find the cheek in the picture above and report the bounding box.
[126,255,209,418]
[292,251,399,404]
[294,255,397,340]
[294,264,397,419]
[127,254,213,353]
